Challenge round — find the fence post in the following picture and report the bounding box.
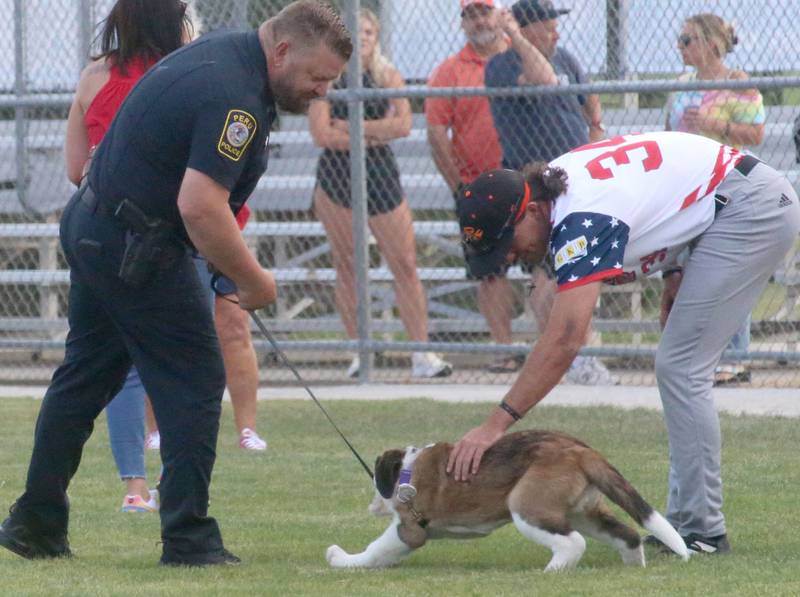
[78,0,92,69]
[606,0,637,109]
[379,0,392,64]
[39,215,61,325]
[231,0,249,30]
[345,0,372,382]
[13,0,28,216]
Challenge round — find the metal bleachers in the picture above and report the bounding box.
[2,109,799,348]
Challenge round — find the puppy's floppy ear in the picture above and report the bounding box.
[374,449,405,499]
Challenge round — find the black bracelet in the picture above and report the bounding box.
[499,400,522,421]
[662,267,683,278]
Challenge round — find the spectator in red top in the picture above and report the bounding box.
[65,0,191,513]
[143,204,267,453]
[64,0,266,515]
[218,205,267,451]
[427,0,524,372]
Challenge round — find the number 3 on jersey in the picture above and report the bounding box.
[573,135,664,180]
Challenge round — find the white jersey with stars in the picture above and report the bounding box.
[547,131,743,290]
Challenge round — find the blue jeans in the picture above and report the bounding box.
[105,367,146,479]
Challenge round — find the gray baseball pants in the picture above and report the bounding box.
[655,159,800,538]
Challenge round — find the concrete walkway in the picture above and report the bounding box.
[2,384,796,417]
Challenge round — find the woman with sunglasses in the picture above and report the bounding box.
[666,13,765,386]
[668,14,764,146]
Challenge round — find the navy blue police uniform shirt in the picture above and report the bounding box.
[485,47,589,170]
[89,30,276,241]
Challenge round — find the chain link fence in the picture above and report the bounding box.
[1,0,799,387]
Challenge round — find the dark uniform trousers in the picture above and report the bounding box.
[14,186,227,558]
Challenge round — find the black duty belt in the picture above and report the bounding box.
[79,183,169,236]
[78,182,185,287]
[714,154,761,214]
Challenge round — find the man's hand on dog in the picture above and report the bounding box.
[447,422,505,481]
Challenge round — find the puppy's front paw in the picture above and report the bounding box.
[368,493,392,517]
[326,544,351,567]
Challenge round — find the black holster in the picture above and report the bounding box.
[115,199,183,288]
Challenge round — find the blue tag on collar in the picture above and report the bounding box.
[398,468,412,485]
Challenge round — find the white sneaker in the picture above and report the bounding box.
[565,356,616,385]
[239,428,267,451]
[121,488,159,513]
[589,357,617,385]
[145,431,160,450]
[411,352,453,378]
[346,355,360,378]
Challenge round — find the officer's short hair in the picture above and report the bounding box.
[271,1,353,61]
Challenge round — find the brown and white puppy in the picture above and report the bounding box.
[327,430,688,571]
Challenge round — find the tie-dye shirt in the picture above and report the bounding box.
[667,71,765,149]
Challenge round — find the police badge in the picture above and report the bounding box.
[217,109,257,161]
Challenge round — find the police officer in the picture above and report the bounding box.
[0,1,351,566]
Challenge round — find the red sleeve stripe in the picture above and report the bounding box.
[680,185,701,210]
[704,145,742,198]
[680,146,742,211]
[557,268,623,292]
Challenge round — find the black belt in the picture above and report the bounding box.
[734,154,760,177]
[79,183,174,238]
[715,154,761,214]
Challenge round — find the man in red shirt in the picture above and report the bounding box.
[426,0,522,373]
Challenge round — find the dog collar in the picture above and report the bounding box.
[396,467,417,503]
[396,465,427,528]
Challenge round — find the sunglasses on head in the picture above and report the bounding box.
[461,182,531,257]
[678,34,696,47]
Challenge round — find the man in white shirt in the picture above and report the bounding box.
[448,131,800,555]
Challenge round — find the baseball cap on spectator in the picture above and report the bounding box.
[512,0,570,26]
[460,0,496,15]
[457,169,531,278]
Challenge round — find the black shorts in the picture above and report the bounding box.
[316,146,404,216]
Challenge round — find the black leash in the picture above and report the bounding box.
[211,274,374,479]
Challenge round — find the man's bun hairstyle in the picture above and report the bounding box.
[521,161,568,203]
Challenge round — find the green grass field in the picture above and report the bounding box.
[1,397,799,596]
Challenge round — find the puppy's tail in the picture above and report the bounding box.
[582,453,689,561]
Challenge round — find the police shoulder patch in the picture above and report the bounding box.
[217,109,258,161]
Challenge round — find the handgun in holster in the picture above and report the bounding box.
[115,199,182,288]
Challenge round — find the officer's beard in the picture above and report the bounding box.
[271,76,315,115]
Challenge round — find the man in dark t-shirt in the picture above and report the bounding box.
[485,0,605,169]
[0,1,350,567]
[480,0,615,386]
